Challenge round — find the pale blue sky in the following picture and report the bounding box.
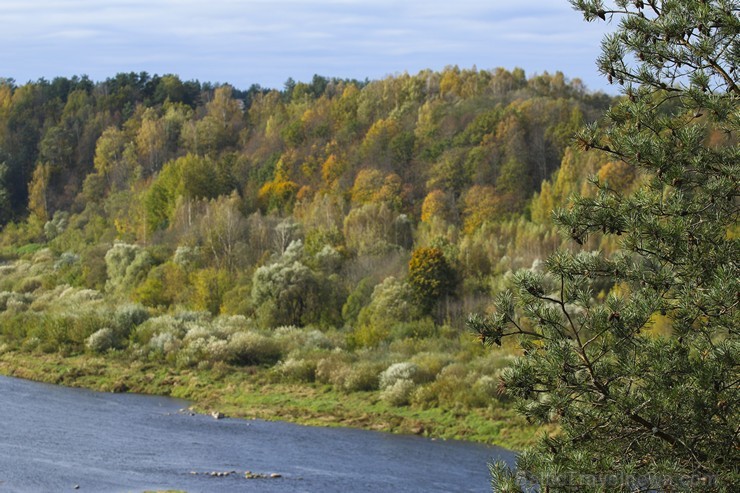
[0,0,615,92]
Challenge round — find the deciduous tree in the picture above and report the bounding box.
[408,247,456,314]
[251,240,319,327]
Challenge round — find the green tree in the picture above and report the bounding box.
[3,83,46,215]
[93,126,133,191]
[182,85,244,154]
[134,261,188,308]
[0,161,10,225]
[471,1,739,491]
[408,247,456,314]
[198,193,249,272]
[355,276,421,347]
[350,168,386,204]
[251,240,320,327]
[343,202,399,255]
[427,148,470,194]
[421,189,454,224]
[342,277,375,325]
[143,153,232,233]
[27,162,51,222]
[135,108,167,175]
[104,242,154,296]
[192,267,233,315]
[359,118,401,171]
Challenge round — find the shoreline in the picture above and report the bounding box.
[0,350,540,450]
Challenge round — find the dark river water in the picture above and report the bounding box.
[0,375,514,492]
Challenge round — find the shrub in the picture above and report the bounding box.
[134,315,185,346]
[0,291,32,312]
[385,337,444,357]
[205,316,250,338]
[273,326,334,354]
[5,298,29,314]
[16,277,42,294]
[220,282,252,315]
[379,362,419,389]
[68,311,109,347]
[173,245,202,268]
[473,375,501,400]
[276,357,316,382]
[114,303,150,332]
[342,361,381,392]
[43,211,69,239]
[410,352,451,382]
[21,336,42,352]
[27,316,78,352]
[410,384,438,408]
[467,351,516,376]
[31,248,54,265]
[174,310,212,324]
[0,311,33,344]
[0,264,16,279]
[380,378,415,406]
[426,363,470,408]
[175,338,208,367]
[67,289,103,305]
[183,325,216,343]
[205,338,231,362]
[86,327,116,353]
[227,331,281,366]
[54,251,79,270]
[350,322,390,349]
[105,242,154,294]
[390,318,437,340]
[304,329,335,349]
[315,351,353,386]
[149,331,181,354]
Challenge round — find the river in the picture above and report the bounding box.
[0,375,514,492]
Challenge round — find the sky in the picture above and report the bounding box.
[0,0,616,93]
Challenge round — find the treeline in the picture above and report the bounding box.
[0,66,627,346]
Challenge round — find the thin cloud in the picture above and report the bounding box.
[0,0,614,92]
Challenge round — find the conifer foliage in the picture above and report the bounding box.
[470,1,738,491]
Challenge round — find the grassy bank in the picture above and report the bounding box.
[0,350,542,450]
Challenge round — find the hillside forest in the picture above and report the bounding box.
[0,68,632,442]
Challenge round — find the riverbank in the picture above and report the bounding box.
[0,350,542,450]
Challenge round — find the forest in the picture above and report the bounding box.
[2,0,737,490]
[0,67,623,444]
